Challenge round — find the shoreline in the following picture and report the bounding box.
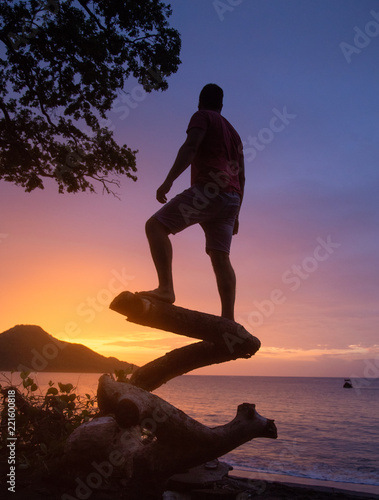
[231,469,379,498]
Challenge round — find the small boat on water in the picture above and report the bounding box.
[343,378,353,388]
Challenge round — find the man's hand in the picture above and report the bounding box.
[233,218,239,235]
[156,179,173,204]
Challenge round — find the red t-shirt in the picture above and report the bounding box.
[186,110,243,195]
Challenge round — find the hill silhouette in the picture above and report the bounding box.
[0,325,136,373]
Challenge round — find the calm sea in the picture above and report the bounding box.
[2,373,379,487]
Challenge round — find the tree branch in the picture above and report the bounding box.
[0,102,12,125]
[130,340,255,392]
[110,291,260,391]
[110,291,259,347]
[77,0,107,32]
[65,375,277,498]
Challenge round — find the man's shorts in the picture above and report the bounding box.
[152,184,241,254]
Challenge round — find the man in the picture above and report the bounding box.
[138,83,245,321]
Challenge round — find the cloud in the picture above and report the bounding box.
[259,344,379,359]
[103,333,194,350]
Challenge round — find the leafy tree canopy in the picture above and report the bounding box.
[0,0,181,194]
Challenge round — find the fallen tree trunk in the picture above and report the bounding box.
[97,375,277,445]
[110,291,260,390]
[65,375,277,499]
[130,340,252,392]
[110,291,258,347]
[63,292,276,499]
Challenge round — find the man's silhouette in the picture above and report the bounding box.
[139,84,245,321]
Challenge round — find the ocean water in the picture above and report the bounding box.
[155,376,379,487]
[2,372,379,487]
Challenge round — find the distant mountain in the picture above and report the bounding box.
[0,325,137,373]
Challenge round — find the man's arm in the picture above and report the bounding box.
[233,154,245,235]
[156,127,206,203]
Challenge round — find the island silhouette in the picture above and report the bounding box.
[0,324,136,373]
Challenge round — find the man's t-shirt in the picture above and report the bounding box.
[186,109,243,196]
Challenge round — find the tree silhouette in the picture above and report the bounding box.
[64,292,277,499]
[0,0,181,194]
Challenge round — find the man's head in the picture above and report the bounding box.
[198,83,223,112]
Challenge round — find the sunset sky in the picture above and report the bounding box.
[1,0,378,378]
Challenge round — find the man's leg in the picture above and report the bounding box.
[139,216,175,303]
[208,249,236,321]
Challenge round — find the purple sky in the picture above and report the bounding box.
[1,0,378,377]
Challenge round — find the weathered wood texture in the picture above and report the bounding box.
[130,340,249,392]
[66,375,276,499]
[110,291,260,391]
[97,375,277,447]
[63,292,276,499]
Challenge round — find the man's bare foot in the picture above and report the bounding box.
[136,288,175,304]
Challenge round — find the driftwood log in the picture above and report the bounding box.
[64,291,277,499]
[110,291,261,391]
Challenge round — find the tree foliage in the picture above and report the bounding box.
[0,371,98,471]
[0,0,181,194]
[0,369,132,472]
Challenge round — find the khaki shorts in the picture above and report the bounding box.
[152,184,241,254]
